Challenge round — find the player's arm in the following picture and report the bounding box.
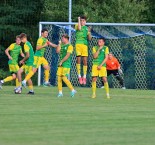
[116,58,123,74]
[87,26,92,40]
[59,45,73,66]
[36,43,48,50]
[56,41,62,53]
[116,58,121,69]
[97,47,109,70]
[59,52,71,67]
[77,17,81,30]
[19,52,29,65]
[47,41,58,48]
[20,50,25,58]
[19,45,30,65]
[36,38,48,50]
[5,47,12,60]
[93,47,102,59]
[99,54,108,68]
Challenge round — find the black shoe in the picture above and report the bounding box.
[27,91,34,95]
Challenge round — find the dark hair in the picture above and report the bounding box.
[62,34,69,40]
[99,37,106,42]
[41,28,48,33]
[80,16,87,20]
[19,33,27,39]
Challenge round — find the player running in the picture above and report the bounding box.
[16,33,34,94]
[75,16,92,85]
[21,28,57,87]
[91,38,110,99]
[0,35,24,90]
[56,34,76,97]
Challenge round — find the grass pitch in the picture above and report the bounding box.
[0,86,155,145]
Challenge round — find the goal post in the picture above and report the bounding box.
[38,22,155,90]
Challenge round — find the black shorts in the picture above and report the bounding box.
[107,69,119,77]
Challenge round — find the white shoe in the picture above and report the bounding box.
[122,87,126,89]
[57,93,63,97]
[71,90,77,97]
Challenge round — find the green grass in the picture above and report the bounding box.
[0,86,155,145]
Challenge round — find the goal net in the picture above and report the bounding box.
[39,22,155,90]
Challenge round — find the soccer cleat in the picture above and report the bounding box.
[82,77,87,85]
[27,91,34,95]
[106,95,111,99]
[78,77,83,85]
[57,93,63,97]
[122,87,126,89]
[0,80,3,89]
[70,90,77,97]
[91,94,96,99]
[100,86,104,89]
[22,80,26,88]
[43,82,51,87]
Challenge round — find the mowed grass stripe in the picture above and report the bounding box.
[0,86,155,145]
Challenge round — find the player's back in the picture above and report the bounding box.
[24,41,34,65]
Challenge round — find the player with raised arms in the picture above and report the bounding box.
[75,16,92,85]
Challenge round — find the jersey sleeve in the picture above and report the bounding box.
[105,47,109,55]
[37,38,43,46]
[8,44,15,50]
[75,24,78,30]
[92,47,96,54]
[115,58,120,68]
[67,45,73,54]
[24,44,30,53]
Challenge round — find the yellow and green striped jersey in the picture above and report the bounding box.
[24,41,34,66]
[35,37,48,57]
[92,46,109,66]
[8,43,22,65]
[59,43,73,68]
[75,24,89,45]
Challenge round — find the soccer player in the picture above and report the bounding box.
[75,16,92,85]
[0,35,24,89]
[56,34,76,97]
[16,33,34,94]
[91,38,110,99]
[21,28,57,87]
[101,52,125,89]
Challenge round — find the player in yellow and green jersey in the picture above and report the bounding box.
[91,38,110,99]
[0,35,24,90]
[75,16,92,85]
[21,28,58,87]
[56,34,76,97]
[15,33,34,94]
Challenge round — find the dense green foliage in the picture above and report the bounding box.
[0,87,155,145]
